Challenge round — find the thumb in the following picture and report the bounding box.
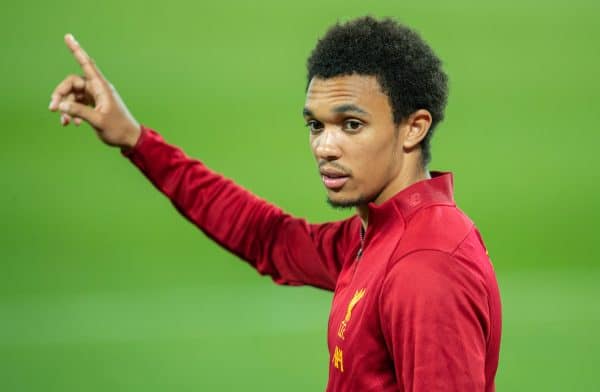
[59,101,101,128]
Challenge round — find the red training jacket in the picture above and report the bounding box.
[123,126,502,391]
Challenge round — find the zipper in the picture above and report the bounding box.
[356,226,366,260]
[350,225,366,281]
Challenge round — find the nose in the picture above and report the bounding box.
[312,127,342,161]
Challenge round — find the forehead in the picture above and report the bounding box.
[304,74,390,114]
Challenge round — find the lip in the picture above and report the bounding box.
[319,167,348,178]
[322,174,349,190]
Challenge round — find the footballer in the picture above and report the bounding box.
[49,17,502,391]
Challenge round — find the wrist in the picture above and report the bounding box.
[121,123,142,151]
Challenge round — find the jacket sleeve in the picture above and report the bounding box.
[121,125,359,291]
[379,250,489,391]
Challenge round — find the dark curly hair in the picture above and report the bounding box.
[306,16,448,166]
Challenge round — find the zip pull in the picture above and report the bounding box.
[356,248,363,259]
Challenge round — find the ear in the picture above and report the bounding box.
[402,109,432,149]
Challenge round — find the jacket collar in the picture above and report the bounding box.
[366,171,456,230]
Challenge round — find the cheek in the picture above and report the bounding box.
[352,134,399,181]
[309,136,322,162]
[309,135,318,152]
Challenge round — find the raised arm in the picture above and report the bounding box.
[49,34,359,291]
[123,127,360,289]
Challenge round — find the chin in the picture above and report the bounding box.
[326,193,368,209]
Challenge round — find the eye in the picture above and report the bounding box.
[343,119,364,132]
[306,120,324,133]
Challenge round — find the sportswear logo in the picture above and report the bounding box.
[337,288,366,339]
[408,192,422,207]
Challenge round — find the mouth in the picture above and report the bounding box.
[320,170,350,190]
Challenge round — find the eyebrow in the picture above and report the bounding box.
[302,104,368,117]
[332,104,368,115]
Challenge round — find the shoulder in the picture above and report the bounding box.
[386,204,495,296]
[382,250,487,299]
[382,205,492,305]
[304,215,362,263]
[394,205,475,257]
[378,249,491,332]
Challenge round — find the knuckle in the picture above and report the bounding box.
[65,74,78,86]
[56,76,75,93]
[67,105,78,115]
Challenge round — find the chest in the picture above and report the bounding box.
[326,237,399,378]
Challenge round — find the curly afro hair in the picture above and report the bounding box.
[307,16,448,166]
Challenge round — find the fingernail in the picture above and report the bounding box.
[48,100,54,109]
[59,102,69,111]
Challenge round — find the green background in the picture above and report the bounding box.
[1,0,599,390]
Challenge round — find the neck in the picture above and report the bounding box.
[356,163,430,229]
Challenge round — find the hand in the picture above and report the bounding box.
[49,34,141,150]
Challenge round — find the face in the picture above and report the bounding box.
[303,74,405,208]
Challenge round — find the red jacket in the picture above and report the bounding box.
[123,126,502,391]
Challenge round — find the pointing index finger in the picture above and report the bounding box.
[64,33,101,79]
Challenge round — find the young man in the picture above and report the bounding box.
[49,17,501,391]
